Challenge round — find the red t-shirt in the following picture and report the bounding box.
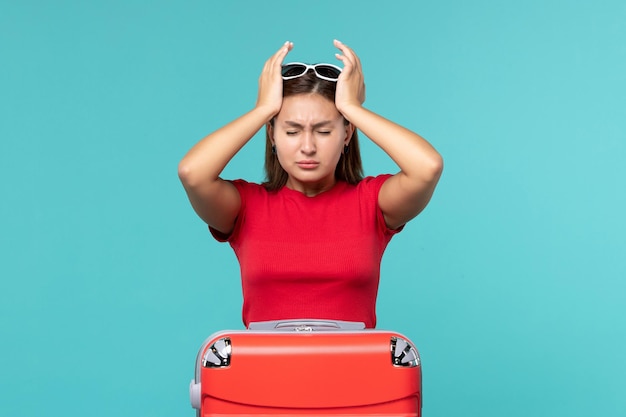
[210,174,402,328]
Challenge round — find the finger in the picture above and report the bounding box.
[333,39,349,63]
[265,41,293,73]
[280,41,294,67]
[335,39,363,73]
[334,44,360,76]
[333,38,350,52]
[333,39,356,62]
[334,50,353,71]
[274,41,293,64]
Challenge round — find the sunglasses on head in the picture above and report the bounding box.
[281,62,342,82]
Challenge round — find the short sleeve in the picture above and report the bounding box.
[359,174,405,237]
[208,179,249,243]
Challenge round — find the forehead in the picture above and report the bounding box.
[276,94,341,124]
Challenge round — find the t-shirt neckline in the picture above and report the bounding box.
[279,180,348,199]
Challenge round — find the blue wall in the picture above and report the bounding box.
[1,1,624,416]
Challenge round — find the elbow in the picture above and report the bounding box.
[178,159,190,182]
[179,158,220,190]
[178,159,199,188]
[425,152,444,182]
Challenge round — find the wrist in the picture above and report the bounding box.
[252,103,280,123]
[337,102,364,121]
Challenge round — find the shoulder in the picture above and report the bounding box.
[209,179,269,242]
[229,179,270,198]
[356,175,404,235]
[355,174,393,196]
[230,178,261,191]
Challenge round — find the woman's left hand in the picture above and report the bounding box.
[333,39,366,114]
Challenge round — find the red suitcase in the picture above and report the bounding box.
[190,320,422,416]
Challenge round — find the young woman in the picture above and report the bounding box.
[179,40,443,328]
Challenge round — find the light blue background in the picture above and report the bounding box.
[1,1,625,416]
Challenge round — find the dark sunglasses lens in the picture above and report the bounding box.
[281,64,307,78]
[315,65,341,79]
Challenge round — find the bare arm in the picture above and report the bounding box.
[334,40,443,230]
[178,42,293,234]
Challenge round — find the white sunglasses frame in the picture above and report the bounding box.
[281,62,343,82]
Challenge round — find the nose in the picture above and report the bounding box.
[300,132,316,155]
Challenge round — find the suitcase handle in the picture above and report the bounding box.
[247,319,366,331]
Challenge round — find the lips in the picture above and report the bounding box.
[296,160,319,169]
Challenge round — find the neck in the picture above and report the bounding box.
[285,177,337,197]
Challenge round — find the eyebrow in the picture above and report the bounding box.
[283,120,334,129]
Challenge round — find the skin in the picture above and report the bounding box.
[178,39,443,234]
[271,93,353,196]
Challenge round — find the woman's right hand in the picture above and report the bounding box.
[256,41,293,116]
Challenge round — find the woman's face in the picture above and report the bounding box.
[272,93,352,196]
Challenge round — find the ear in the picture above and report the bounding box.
[344,122,355,146]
